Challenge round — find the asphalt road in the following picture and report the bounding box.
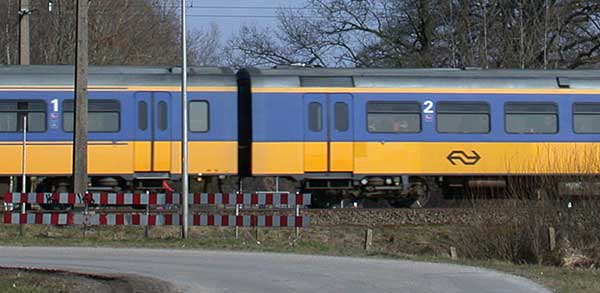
[0,246,550,293]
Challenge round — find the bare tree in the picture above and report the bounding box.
[225,0,600,69]
[0,0,222,66]
[188,22,223,66]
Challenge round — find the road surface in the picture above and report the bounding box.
[0,246,550,293]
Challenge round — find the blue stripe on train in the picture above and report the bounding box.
[0,90,237,142]
[253,92,600,142]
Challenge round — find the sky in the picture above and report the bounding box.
[186,0,301,40]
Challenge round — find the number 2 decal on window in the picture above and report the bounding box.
[423,100,434,114]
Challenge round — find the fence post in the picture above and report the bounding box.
[450,246,458,260]
[144,191,150,238]
[295,204,300,238]
[365,229,373,251]
[548,227,556,251]
[19,201,25,237]
[82,198,88,238]
[235,203,240,239]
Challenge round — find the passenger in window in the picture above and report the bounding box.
[368,120,376,132]
[393,120,408,132]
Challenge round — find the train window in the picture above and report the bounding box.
[0,112,17,132]
[367,101,420,133]
[189,101,209,132]
[138,101,148,131]
[505,102,557,134]
[308,102,322,131]
[157,101,167,131]
[573,103,600,134]
[0,100,46,132]
[63,100,120,132]
[334,102,349,131]
[436,102,490,133]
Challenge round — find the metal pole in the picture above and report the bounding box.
[21,116,27,194]
[19,0,30,65]
[73,0,89,195]
[181,0,189,239]
[20,116,27,236]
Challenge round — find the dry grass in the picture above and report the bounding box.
[0,269,79,293]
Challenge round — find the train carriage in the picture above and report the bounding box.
[239,67,600,206]
[0,65,237,192]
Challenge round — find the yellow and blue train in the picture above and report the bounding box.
[2,65,600,206]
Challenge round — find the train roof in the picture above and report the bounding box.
[0,65,237,88]
[241,67,600,90]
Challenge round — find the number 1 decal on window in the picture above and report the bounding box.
[423,100,434,114]
[51,98,59,112]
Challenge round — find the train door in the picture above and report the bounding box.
[303,94,354,173]
[134,92,172,173]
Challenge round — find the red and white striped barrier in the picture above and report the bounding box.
[3,192,311,207]
[2,213,310,227]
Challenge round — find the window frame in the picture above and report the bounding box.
[188,100,210,133]
[334,101,349,132]
[137,101,148,131]
[157,101,168,131]
[308,101,323,132]
[504,102,559,134]
[366,101,422,134]
[62,99,121,133]
[435,101,491,134]
[572,102,600,134]
[0,100,47,133]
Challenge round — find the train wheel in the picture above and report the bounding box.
[407,177,442,208]
[408,180,430,208]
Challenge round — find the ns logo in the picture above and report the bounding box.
[446,150,481,165]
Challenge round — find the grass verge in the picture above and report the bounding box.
[0,269,80,293]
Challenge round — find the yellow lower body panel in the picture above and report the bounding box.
[253,142,304,174]
[4,140,598,176]
[304,142,327,172]
[0,142,133,175]
[354,142,600,175]
[254,141,600,175]
[255,141,354,174]
[171,141,238,174]
[134,141,151,171]
[330,142,354,171]
[0,141,237,176]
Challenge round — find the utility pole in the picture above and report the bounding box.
[181,0,189,239]
[19,0,31,65]
[73,0,89,195]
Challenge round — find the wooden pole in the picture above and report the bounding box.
[548,227,556,251]
[365,229,373,251]
[73,0,89,195]
[19,0,30,65]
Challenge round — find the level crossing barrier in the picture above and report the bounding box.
[3,192,311,207]
[1,192,311,228]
